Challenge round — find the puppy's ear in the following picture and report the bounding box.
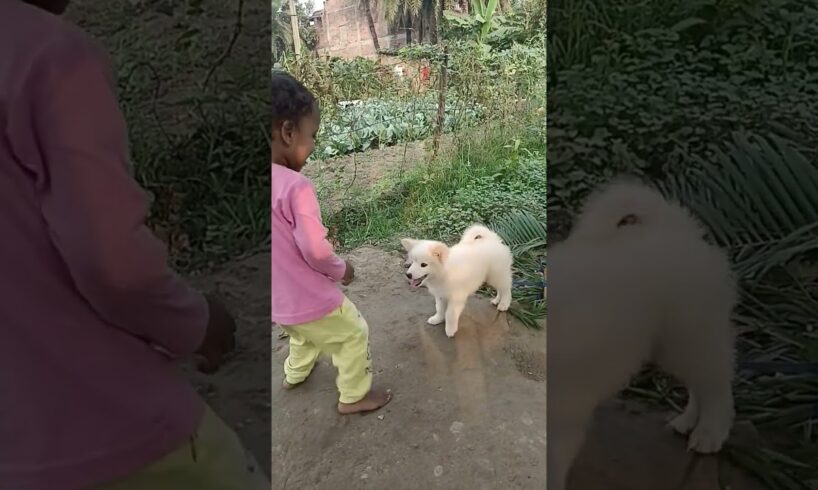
[430,243,449,263]
[401,238,418,252]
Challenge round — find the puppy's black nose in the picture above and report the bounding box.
[405,272,412,279]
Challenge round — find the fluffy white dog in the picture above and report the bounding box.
[548,179,737,490]
[401,225,513,338]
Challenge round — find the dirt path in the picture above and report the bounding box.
[183,248,762,489]
[575,402,764,490]
[184,253,273,476]
[271,247,547,489]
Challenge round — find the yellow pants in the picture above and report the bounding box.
[95,406,269,490]
[282,296,372,404]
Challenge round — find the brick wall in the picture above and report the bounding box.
[312,0,407,58]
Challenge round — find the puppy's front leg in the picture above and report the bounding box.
[444,298,467,338]
[428,296,446,325]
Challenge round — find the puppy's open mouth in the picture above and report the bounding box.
[409,276,427,289]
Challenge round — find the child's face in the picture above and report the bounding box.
[275,103,320,172]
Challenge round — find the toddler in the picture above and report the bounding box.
[271,71,392,414]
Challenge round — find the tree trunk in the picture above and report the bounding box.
[288,0,302,57]
[418,12,424,43]
[432,45,449,159]
[429,0,438,44]
[361,0,380,52]
[404,11,413,44]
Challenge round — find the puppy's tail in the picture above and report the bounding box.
[460,224,503,245]
[570,177,704,241]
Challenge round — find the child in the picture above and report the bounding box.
[0,1,268,488]
[271,71,392,414]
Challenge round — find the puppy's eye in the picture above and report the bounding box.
[420,263,428,268]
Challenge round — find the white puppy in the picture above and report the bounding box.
[548,179,736,490]
[401,225,514,338]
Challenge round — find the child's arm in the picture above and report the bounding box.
[289,182,348,282]
[17,35,207,356]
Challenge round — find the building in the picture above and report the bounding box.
[310,0,407,58]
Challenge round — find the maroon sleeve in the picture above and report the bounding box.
[24,34,208,356]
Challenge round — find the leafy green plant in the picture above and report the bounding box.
[442,0,544,47]
[90,1,271,269]
[323,110,546,247]
[548,0,818,221]
[443,0,498,42]
[548,0,755,71]
[417,155,545,238]
[661,133,818,282]
[474,0,499,41]
[489,211,546,329]
[313,95,484,160]
[281,55,400,113]
[412,39,546,119]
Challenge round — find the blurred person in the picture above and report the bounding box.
[0,1,267,488]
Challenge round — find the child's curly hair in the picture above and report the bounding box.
[272,70,316,129]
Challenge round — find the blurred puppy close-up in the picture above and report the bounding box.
[547,179,737,490]
[401,225,513,338]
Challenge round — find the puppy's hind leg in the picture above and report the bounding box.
[668,393,698,435]
[686,371,734,453]
[663,319,735,453]
[488,267,513,312]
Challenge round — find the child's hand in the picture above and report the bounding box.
[195,295,237,373]
[341,259,355,286]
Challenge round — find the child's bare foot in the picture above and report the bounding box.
[282,379,303,390]
[282,364,318,390]
[337,389,392,414]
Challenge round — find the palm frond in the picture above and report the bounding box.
[487,210,546,329]
[660,132,818,281]
[655,131,818,488]
[491,210,547,249]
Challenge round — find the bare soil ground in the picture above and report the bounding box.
[189,248,762,489]
[271,247,547,489]
[574,402,764,490]
[184,252,273,476]
[304,140,429,189]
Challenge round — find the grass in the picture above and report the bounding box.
[550,0,818,486]
[323,114,545,249]
[67,0,271,271]
[317,102,546,328]
[548,0,754,72]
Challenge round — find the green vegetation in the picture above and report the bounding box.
[314,95,483,159]
[323,113,545,328]
[279,1,546,327]
[550,0,818,487]
[324,114,545,247]
[70,1,270,270]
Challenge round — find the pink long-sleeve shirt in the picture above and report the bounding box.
[0,2,208,488]
[271,164,347,325]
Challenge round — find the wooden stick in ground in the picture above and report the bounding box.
[432,45,448,159]
[288,0,302,57]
